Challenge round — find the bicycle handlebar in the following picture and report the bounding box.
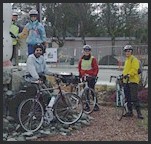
[110,74,129,83]
[9,32,17,39]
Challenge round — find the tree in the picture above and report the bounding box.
[120,3,140,40]
[12,3,148,47]
[135,7,148,44]
[99,3,123,55]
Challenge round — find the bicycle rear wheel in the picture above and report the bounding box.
[54,93,83,125]
[81,88,97,114]
[18,98,44,132]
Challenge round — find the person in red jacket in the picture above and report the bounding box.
[78,45,99,111]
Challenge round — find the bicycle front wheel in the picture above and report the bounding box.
[54,93,83,125]
[81,88,97,114]
[18,98,44,132]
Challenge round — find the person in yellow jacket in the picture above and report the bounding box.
[10,12,22,66]
[122,45,143,119]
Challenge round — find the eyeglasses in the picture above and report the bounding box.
[125,50,131,52]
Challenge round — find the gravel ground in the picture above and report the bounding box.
[34,106,148,141]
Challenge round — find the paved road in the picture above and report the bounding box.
[46,66,122,86]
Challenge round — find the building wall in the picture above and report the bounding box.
[59,37,135,48]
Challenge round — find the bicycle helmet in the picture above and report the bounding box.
[83,45,91,51]
[29,9,38,16]
[12,12,18,16]
[33,43,44,51]
[123,45,133,51]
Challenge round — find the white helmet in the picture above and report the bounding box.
[12,12,18,16]
[29,9,38,16]
[123,45,133,51]
[83,45,91,50]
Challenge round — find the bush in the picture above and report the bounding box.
[99,55,118,65]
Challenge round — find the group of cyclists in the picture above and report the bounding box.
[10,8,144,119]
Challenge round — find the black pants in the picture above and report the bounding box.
[10,45,17,65]
[86,77,98,104]
[123,83,141,112]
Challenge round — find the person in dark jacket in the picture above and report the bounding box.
[78,45,99,111]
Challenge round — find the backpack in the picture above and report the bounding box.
[131,57,143,74]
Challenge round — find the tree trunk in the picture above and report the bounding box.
[111,37,115,56]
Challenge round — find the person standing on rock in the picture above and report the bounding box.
[78,44,99,111]
[10,12,23,66]
[18,9,48,56]
[122,45,144,119]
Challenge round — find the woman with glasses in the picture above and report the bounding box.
[122,45,144,119]
[78,45,99,111]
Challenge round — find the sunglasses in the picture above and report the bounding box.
[84,49,91,52]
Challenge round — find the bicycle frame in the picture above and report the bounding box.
[30,76,66,107]
[75,80,87,98]
[18,74,83,132]
[72,75,98,97]
[110,75,125,107]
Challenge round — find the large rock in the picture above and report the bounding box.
[3,67,12,84]
[11,67,26,93]
[7,84,37,121]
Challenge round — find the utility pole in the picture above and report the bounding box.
[36,3,42,22]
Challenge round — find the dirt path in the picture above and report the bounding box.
[35,106,148,141]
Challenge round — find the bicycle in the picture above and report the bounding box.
[110,74,129,121]
[60,73,97,114]
[18,73,83,132]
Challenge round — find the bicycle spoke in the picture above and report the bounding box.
[18,98,44,132]
[82,88,96,114]
[54,93,83,125]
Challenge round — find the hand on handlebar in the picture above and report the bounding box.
[123,74,130,79]
[37,78,44,84]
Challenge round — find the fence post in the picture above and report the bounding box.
[118,56,122,70]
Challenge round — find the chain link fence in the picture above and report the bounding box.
[56,45,148,66]
[18,42,148,66]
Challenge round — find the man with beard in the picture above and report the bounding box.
[25,43,50,82]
